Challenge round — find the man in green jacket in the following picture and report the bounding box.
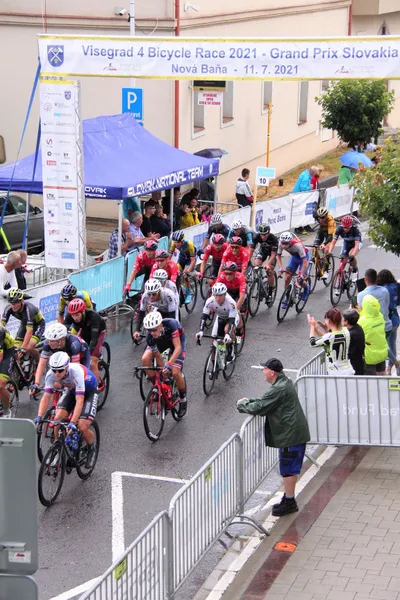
[236,358,310,517]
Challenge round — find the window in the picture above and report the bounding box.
[262,81,273,112]
[0,136,5,164]
[0,197,16,217]
[298,81,309,124]
[222,81,234,125]
[192,89,205,135]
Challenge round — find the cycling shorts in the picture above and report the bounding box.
[91,330,106,359]
[0,347,14,381]
[15,320,46,345]
[256,250,276,264]
[314,229,332,247]
[56,388,98,421]
[212,314,239,338]
[286,253,309,274]
[80,348,91,368]
[279,444,306,477]
[209,259,221,278]
[341,240,362,257]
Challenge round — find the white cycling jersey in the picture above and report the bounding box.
[203,293,238,321]
[277,239,308,259]
[140,288,178,314]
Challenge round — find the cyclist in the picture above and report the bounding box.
[152,269,179,301]
[313,207,336,280]
[34,352,98,469]
[329,215,362,284]
[227,219,254,255]
[216,262,246,331]
[30,323,91,396]
[124,240,158,294]
[276,232,310,308]
[1,288,45,363]
[220,237,250,276]
[198,233,227,282]
[0,326,16,418]
[142,310,187,417]
[196,282,239,362]
[58,284,94,324]
[132,279,179,341]
[253,223,279,299]
[169,231,196,304]
[201,213,230,250]
[150,249,179,284]
[65,299,106,383]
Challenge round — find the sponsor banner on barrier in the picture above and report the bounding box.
[70,257,125,311]
[325,184,354,218]
[38,35,400,80]
[255,196,292,234]
[290,191,319,229]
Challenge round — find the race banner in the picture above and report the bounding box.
[255,196,292,234]
[38,35,400,80]
[325,184,355,218]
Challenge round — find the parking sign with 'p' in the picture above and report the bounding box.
[122,88,143,124]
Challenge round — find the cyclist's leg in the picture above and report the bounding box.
[90,331,106,381]
[77,389,97,445]
[285,256,299,288]
[142,349,162,378]
[27,322,45,363]
[0,349,13,412]
[265,255,276,288]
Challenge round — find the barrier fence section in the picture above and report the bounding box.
[125,236,169,295]
[80,511,169,600]
[69,256,125,312]
[324,184,355,218]
[169,434,241,591]
[254,191,319,234]
[297,351,327,378]
[296,375,400,446]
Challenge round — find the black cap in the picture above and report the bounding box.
[259,358,283,372]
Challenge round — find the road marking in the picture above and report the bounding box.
[118,471,188,485]
[48,575,100,600]
[254,489,272,496]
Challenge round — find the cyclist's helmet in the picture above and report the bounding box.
[145,279,162,294]
[231,219,243,230]
[143,310,163,330]
[172,230,185,242]
[210,213,222,225]
[317,207,329,219]
[223,261,238,272]
[280,231,293,244]
[68,298,86,314]
[230,236,243,246]
[46,323,67,341]
[212,233,225,245]
[8,288,24,304]
[49,351,70,372]
[212,282,227,296]
[341,215,353,228]
[61,283,77,301]
[153,269,168,281]
[155,249,169,259]
[258,223,271,234]
[144,240,158,251]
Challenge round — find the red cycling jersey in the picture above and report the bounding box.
[220,247,250,272]
[150,260,179,284]
[134,251,156,273]
[203,242,228,263]
[217,272,247,294]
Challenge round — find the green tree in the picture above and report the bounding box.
[352,138,400,254]
[316,80,395,149]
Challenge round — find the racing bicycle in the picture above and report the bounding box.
[330,256,358,307]
[248,265,278,317]
[277,271,311,323]
[198,333,239,396]
[306,245,335,292]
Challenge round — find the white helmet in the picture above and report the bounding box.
[49,351,70,371]
[211,213,222,225]
[212,282,227,296]
[231,219,243,230]
[280,231,293,244]
[145,279,162,294]
[46,323,67,341]
[153,269,168,281]
[143,310,163,330]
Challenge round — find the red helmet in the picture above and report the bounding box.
[144,240,158,251]
[223,261,238,272]
[212,233,225,245]
[341,215,353,228]
[155,249,169,259]
[68,298,86,314]
[230,236,243,246]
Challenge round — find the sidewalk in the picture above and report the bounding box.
[207,445,400,600]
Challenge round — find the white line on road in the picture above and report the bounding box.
[118,471,189,485]
[48,576,100,600]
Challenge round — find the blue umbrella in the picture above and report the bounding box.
[339,151,373,169]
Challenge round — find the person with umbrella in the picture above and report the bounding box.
[338,151,372,184]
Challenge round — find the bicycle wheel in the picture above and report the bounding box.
[200,265,214,300]
[223,344,236,381]
[323,255,335,287]
[37,406,56,462]
[101,341,111,366]
[330,270,343,306]
[241,298,249,324]
[6,380,19,418]
[346,273,358,300]
[184,277,198,314]
[203,349,217,396]
[171,373,186,422]
[296,277,311,314]
[248,279,261,317]
[236,319,246,355]
[277,286,292,323]
[266,272,278,308]
[308,259,318,293]
[96,360,110,411]
[38,441,66,507]
[143,388,165,441]
[76,420,100,480]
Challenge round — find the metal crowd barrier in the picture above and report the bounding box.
[69,256,125,312]
[297,350,327,378]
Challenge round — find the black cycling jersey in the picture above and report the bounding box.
[146,318,186,354]
[206,223,230,241]
[65,309,106,352]
[1,301,44,329]
[253,233,279,255]
[333,225,362,243]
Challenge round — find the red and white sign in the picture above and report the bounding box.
[198,92,223,106]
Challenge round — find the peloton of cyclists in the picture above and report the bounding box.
[58,284,94,324]
[198,233,228,282]
[132,279,179,342]
[220,237,250,276]
[228,219,254,255]
[201,213,230,250]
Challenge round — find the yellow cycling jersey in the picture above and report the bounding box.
[169,240,196,258]
[0,327,15,352]
[58,290,93,315]
[319,215,336,236]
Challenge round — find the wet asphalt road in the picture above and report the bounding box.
[17,232,398,600]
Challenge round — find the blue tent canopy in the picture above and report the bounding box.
[0,113,219,200]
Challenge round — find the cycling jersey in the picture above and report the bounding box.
[44,363,97,395]
[310,329,354,375]
[2,301,44,329]
[0,326,15,352]
[227,225,254,247]
[139,289,178,316]
[41,333,90,367]
[170,240,196,269]
[162,280,179,298]
[58,290,93,317]
[217,272,247,295]
[317,215,336,236]
[333,224,362,243]
[206,223,230,241]
[146,318,186,356]
[133,250,157,273]
[201,294,238,323]
[221,247,250,272]
[65,309,106,353]
[253,233,279,257]
[150,260,179,284]
[277,238,308,259]
[203,242,228,263]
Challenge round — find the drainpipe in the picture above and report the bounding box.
[174,0,180,148]
[348,1,353,36]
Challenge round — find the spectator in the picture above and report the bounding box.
[292,165,318,193]
[129,211,158,249]
[181,188,200,206]
[343,309,365,375]
[338,165,357,185]
[307,309,354,375]
[358,295,388,376]
[200,177,215,204]
[123,196,141,221]
[310,166,323,190]
[151,191,162,204]
[235,168,253,207]
[199,201,212,223]
[179,202,201,228]
[141,200,160,239]
[236,358,310,517]
[151,204,171,238]
[108,218,135,259]
[357,269,392,334]
[16,249,27,290]
[377,269,400,375]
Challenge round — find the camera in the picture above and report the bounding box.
[115,7,128,16]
